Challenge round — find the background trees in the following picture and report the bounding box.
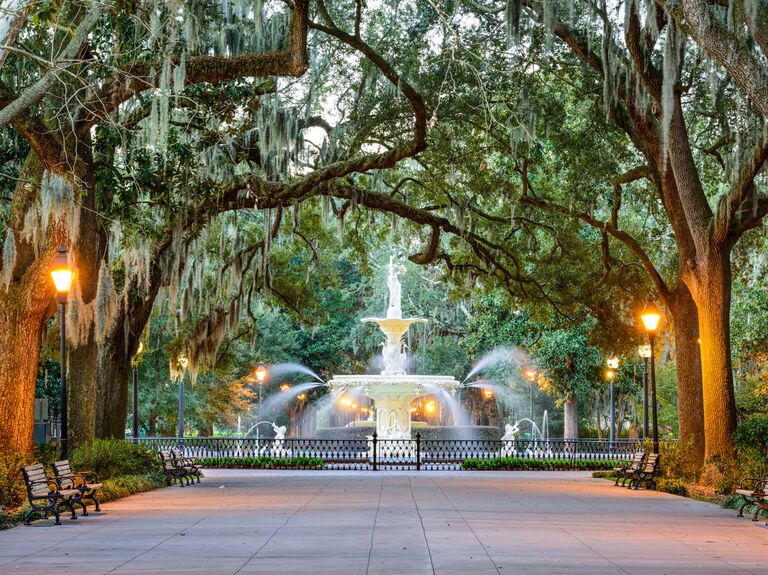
[0,0,766,466]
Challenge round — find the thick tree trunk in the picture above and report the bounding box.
[65,138,101,450]
[95,240,163,439]
[692,249,737,460]
[67,328,96,450]
[95,336,130,438]
[563,394,578,439]
[0,157,55,453]
[0,286,48,453]
[669,285,705,465]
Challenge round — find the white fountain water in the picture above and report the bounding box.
[327,256,460,439]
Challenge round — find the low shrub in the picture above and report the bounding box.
[720,492,751,511]
[658,437,701,483]
[657,478,688,496]
[461,457,622,471]
[0,449,32,511]
[195,456,324,469]
[70,439,161,480]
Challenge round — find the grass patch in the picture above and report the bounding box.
[461,457,623,471]
[195,456,324,469]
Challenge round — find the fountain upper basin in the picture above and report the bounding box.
[328,374,459,389]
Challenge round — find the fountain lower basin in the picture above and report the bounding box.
[328,375,459,439]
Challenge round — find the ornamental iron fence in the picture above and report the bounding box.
[131,435,648,471]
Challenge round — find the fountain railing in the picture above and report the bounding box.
[128,436,667,471]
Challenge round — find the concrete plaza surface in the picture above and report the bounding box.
[1,470,766,575]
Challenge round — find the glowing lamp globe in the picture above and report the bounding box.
[606,356,619,369]
[254,363,268,383]
[50,245,74,299]
[641,301,662,333]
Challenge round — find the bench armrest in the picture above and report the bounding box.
[75,469,101,483]
[739,477,765,491]
[27,478,57,495]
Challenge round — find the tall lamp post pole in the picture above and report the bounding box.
[606,357,619,447]
[177,354,188,445]
[638,345,652,439]
[50,245,74,459]
[641,301,662,454]
[525,369,536,420]
[131,341,143,441]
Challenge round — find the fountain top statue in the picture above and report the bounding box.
[361,256,426,375]
[387,256,402,319]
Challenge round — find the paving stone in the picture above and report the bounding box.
[1,469,766,575]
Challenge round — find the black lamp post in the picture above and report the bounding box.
[132,341,143,441]
[50,245,74,458]
[177,354,188,445]
[606,356,619,447]
[638,345,652,439]
[641,301,662,453]
[525,369,536,420]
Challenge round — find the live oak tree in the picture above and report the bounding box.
[446,0,768,462]
[0,0,312,452]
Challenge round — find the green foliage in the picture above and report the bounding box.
[734,415,768,452]
[195,456,323,469]
[657,478,688,497]
[461,457,622,471]
[70,439,161,480]
[415,336,469,381]
[659,438,702,483]
[0,449,31,511]
[532,322,602,401]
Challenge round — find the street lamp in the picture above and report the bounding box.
[178,353,188,443]
[525,369,537,419]
[640,300,662,453]
[131,341,143,440]
[637,344,652,439]
[253,363,268,418]
[51,245,74,458]
[606,356,619,446]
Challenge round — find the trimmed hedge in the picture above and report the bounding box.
[195,456,324,469]
[0,472,165,530]
[462,457,623,471]
[316,425,502,441]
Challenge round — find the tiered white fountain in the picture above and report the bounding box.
[328,257,459,439]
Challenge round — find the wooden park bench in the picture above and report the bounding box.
[629,452,661,490]
[170,448,202,484]
[21,463,81,525]
[613,452,645,487]
[159,450,200,487]
[52,460,103,514]
[736,470,768,521]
